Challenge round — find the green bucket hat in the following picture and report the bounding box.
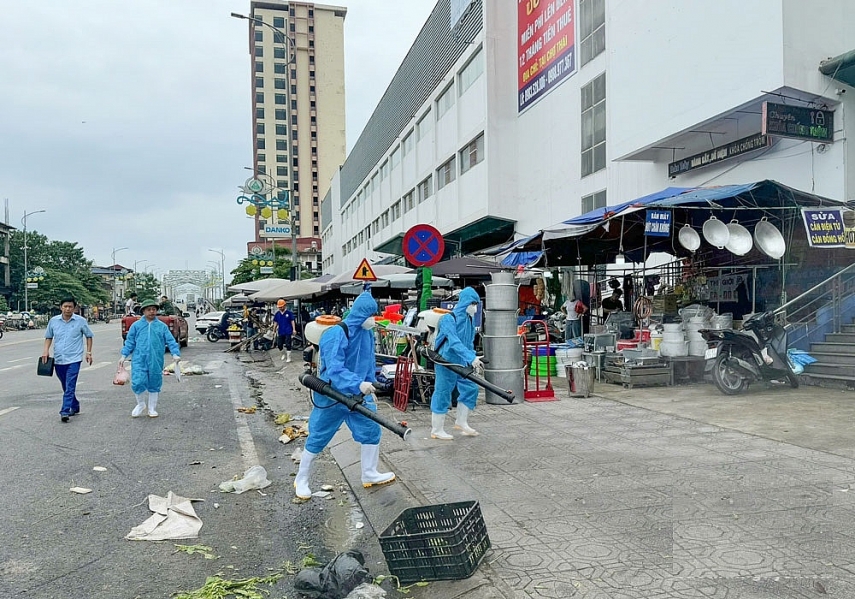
[139,298,160,310]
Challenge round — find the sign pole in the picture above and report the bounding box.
[420,267,432,312]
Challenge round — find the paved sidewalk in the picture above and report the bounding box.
[262,354,855,598]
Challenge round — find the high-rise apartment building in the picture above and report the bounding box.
[240,1,346,273]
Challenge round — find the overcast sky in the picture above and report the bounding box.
[0,0,436,286]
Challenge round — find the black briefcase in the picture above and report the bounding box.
[37,357,55,377]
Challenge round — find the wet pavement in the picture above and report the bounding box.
[257,353,855,598]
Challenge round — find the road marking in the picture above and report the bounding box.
[0,337,45,348]
[7,356,34,363]
[0,364,27,373]
[228,372,259,470]
[85,361,113,371]
[0,407,20,418]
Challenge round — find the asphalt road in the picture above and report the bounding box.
[0,320,388,599]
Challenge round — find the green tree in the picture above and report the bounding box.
[128,272,160,301]
[9,230,109,310]
[0,296,8,313]
[229,245,299,286]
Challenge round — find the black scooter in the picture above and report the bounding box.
[700,311,799,395]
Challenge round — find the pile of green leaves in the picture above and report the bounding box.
[172,573,282,599]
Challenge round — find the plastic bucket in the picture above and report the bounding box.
[650,334,663,351]
[659,340,689,357]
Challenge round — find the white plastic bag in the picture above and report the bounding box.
[113,364,130,386]
[219,465,272,494]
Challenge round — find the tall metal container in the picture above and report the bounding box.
[483,271,524,405]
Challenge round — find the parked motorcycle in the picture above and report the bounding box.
[700,311,798,395]
[206,323,231,343]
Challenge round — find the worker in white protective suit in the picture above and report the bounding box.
[294,291,395,500]
[430,287,483,440]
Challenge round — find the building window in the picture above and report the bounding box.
[381,210,390,227]
[293,100,299,110]
[581,73,606,177]
[459,132,485,175]
[275,94,287,105]
[257,153,266,163]
[255,29,263,42]
[273,16,285,28]
[255,61,264,73]
[417,175,432,203]
[436,84,454,118]
[256,92,264,104]
[276,139,287,150]
[417,109,433,140]
[276,124,287,135]
[276,154,287,162]
[458,48,484,95]
[255,76,264,88]
[274,78,286,90]
[274,47,286,59]
[257,138,265,149]
[256,107,265,119]
[275,109,286,120]
[381,160,389,179]
[581,189,607,213]
[402,130,414,156]
[403,190,415,212]
[255,46,263,57]
[257,165,266,174]
[436,156,456,189]
[579,0,606,67]
[391,201,401,221]
[370,172,379,193]
[277,166,288,176]
[390,147,400,168]
[278,179,288,188]
[274,62,287,74]
[257,122,265,134]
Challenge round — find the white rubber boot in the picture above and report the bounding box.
[361,444,396,488]
[294,450,317,499]
[453,404,479,436]
[430,413,453,440]
[286,350,292,363]
[131,394,147,418]
[147,392,159,418]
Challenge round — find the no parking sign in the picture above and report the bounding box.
[403,224,445,267]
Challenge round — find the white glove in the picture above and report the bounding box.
[118,356,126,365]
[471,356,484,370]
[359,382,376,396]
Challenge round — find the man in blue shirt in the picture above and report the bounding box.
[42,296,94,422]
[273,299,296,362]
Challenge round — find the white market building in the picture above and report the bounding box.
[320,0,855,275]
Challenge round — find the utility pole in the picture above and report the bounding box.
[22,209,46,312]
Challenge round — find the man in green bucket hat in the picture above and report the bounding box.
[119,298,181,418]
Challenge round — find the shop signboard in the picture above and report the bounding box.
[260,224,291,239]
[644,210,671,237]
[518,0,576,112]
[801,208,846,248]
[845,210,855,249]
[668,133,768,177]
[762,102,833,143]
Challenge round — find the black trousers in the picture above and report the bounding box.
[277,334,292,351]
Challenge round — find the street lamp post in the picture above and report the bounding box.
[209,248,225,300]
[207,260,220,304]
[231,11,300,280]
[22,209,46,312]
[111,246,128,315]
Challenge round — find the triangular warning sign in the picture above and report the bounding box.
[352,258,378,281]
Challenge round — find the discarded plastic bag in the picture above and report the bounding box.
[293,549,370,599]
[113,363,130,386]
[218,465,272,494]
[346,583,386,598]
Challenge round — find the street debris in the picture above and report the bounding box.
[172,572,282,599]
[236,406,257,414]
[294,549,370,599]
[274,412,291,425]
[291,449,303,463]
[70,487,92,494]
[174,543,218,560]
[347,583,387,598]
[93,466,107,472]
[218,465,271,494]
[164,361,207,376]
[321,484,335,492]
[312,491,332,499]
[126,491,204,541]
[278,421,308,444]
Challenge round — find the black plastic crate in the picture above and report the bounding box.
[378,500,491,583]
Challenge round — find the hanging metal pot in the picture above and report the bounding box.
[678,224,701,252]
[754,218,786,259]
[725,220,753,256]
[702,215,730,249]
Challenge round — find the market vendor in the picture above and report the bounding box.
[601,288,624,317]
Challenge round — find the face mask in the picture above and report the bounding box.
[361,317,376,330]
[466,304,478,317]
